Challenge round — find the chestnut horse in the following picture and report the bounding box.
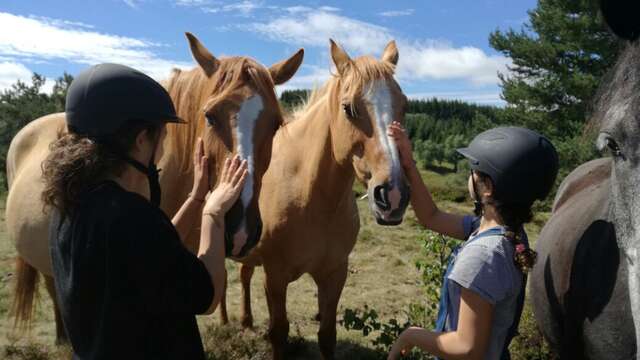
[5,32,303,343]
[221,40,410,359]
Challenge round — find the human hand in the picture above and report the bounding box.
[387,328,415,360]
[203,155,248,220]
[190,137,209,201]
[387,121,416,171]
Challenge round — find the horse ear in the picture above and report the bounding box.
[269,48,305,85]
[600,0,640,41]
[381,40,399,66]
[330,39,352,76]
[185,32,220,77]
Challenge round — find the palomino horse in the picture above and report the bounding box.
[531,2,640,358]
[5,32,303,343]
[221,40,410,359]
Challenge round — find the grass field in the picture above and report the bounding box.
[0,168,554,359]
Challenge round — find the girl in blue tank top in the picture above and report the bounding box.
[386,123,558,360]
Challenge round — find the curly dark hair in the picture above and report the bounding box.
[42,122,160,218]
[475,172,538,272]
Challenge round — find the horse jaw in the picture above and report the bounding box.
[610,159,640,358]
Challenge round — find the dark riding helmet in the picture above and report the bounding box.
[457,127,559,204]
[65,63,184,137]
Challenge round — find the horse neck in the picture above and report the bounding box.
[288,100,355,205]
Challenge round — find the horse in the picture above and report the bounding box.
[4,32,303,344]
[219,39,411,359]
[530,1,640,358]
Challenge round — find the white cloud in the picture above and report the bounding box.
[202,0,263,15]
[0,61,55,93]
[379,9,414,17]
[248,11,390,55]
[399,43,509,85]
[0,12,192,81]
[276,64,331,93]
[319,6,340,12]
[122,0,145,8]
[175,0,214,6]
[245,9,509,86]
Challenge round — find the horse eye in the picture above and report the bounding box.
[607,138,622,157]
[205,114,215,127]
[343,104,357,119]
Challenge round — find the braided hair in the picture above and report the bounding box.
[474,172,538,272]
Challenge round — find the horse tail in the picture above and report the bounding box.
[11,256,40,331]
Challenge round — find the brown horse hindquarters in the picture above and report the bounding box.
[5,113,65,336]
[6,113,67,276]
[532,158,636,359]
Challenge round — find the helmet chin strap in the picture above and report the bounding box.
[120,134,162,207]
[471,171,483,216]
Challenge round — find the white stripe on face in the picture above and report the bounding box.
[235,95,263,210]
[230,94,263,256]
[365,80,403,210]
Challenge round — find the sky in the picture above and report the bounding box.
[0,0,537,106]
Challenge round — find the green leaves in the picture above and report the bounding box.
[489,0,620,139]
[0,73,72,190]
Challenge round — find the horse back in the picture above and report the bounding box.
[552,157,611,212]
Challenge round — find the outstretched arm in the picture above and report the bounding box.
[388,288,494,360]
[199,155,248,314]
[172,137,208,242]
[387,122,466,240]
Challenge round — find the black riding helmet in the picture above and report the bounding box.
[457,127,559,205]
[66,63,184,136]
[65,63,185,206]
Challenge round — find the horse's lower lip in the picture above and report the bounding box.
[373,210,403,226]
[375,217,403,226]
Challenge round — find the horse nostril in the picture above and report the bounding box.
[373,185,390,211]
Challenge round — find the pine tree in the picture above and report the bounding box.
[490,0,620,139]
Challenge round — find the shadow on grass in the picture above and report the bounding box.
[202,322,385,360]
[1,343,72,360]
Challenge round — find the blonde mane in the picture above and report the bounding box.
[164,57,279,173]
[289,56,396,123]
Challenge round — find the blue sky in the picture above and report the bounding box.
[0,0,537,105]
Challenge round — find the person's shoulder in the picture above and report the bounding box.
[81,181,158,223]
[463,233,511,260]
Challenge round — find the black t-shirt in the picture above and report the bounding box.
[49,181,214,360]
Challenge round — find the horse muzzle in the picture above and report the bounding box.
[224,200,262,258]
[368,181,410,226]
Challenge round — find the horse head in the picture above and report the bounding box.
[167,33,304,256]
[327,39,410,225]
[593,1,640,250]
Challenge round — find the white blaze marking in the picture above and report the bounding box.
[232,95,263,255]
[365,80,403,212]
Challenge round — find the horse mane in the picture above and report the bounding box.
[587,41,640,133]
[164,56,279,173]
[288,56,396,124]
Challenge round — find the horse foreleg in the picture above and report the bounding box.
[314,262,348,360]
[264,269,289,360]
[44,275,68,345]
[240,264,255,328]
[219,268,229,324]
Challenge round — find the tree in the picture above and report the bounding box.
[490,0,621,139]
[0,73,73,189]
